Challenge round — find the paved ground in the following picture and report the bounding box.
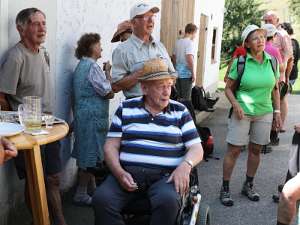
[197,93,299,225]
[12,92,300,225]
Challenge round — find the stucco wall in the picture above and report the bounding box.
[55,0,161,190]
[0,0,161,224]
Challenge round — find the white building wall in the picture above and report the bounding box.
[0,1,161,224]
[55,0,161,189]
[194,0,225,92]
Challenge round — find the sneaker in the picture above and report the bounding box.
[73,194,92,207]
[241,182,260,201]
[220,187,234,206]
[270,137,280,146]
[261,145,273,154]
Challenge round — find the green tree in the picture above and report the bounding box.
[289,0,300,21]
[221,0,264,65]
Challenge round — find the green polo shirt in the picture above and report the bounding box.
[229,52,279,116]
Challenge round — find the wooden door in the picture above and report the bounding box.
[196,14,208,86]
[160,0,195,55]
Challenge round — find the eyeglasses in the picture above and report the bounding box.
[249,34,266,42]
[135,14,156,21]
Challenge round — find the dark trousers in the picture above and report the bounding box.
[92,166,181,225]
[176,78,192,101]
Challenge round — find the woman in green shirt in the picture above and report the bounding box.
[220,25,281,207]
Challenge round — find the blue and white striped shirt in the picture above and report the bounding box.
[107,97,201,169]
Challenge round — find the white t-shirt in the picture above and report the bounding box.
[173,37,195,65]
[173,38,195,78]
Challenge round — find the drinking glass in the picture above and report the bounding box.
[18,96,42,131]
[44,114,54,129]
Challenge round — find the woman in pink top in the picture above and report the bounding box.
[262,24,283,67]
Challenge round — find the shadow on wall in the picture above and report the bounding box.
[55,42,77,164]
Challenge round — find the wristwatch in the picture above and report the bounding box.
[184,159,193,169]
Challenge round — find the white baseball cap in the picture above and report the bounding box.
[241,24,266,46]
[130,2,159,20]
[261,24,278,37]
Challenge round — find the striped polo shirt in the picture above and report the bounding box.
[107,96,201,169]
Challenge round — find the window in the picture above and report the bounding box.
[211,27,217,63]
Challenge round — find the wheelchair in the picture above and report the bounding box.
[120,167,211,225]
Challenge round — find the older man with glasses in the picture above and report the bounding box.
[111,2,175,99]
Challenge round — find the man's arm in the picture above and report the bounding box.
[104,137,137,192]
[272,80,282,130]
[285,56,294,82]
[111,69,143,93]
[186,54,195,82]
[167,142,203,196]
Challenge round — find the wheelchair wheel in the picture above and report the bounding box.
[196,203,210,225]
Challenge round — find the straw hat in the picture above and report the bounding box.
[138,58,177,81]
[111,20,133,43]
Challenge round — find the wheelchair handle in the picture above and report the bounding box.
[189,193,201,225]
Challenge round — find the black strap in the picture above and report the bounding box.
[228,55,246,118]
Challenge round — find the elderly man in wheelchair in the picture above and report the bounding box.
[92,58,207,225]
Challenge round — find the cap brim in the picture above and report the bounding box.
[139,72,177,81]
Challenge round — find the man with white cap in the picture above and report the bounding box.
[93,58,203,225]
[111,2,175,99]
[263,10,293,135]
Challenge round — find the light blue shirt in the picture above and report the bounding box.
[112,34,175,98]
[84,57,112,97]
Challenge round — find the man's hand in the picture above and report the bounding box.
[273,113,282,130]
[0,137,18,165]
[116,170,138,192]
[167,162,191,196]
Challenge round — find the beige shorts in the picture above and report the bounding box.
[226,113,273,146]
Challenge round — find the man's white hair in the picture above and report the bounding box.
[263,10,278,19]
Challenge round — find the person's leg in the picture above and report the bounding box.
[180,78,193,101]
[44,142,67,225]
[243,113,272,201]
[148,176,181,225]
[277,174,300,225]
[246,142,262,178]
[223,144,242,182]
[220,144,241,206]
[92,175,135,225]
[175,78,183,99]
[280,95,288,130]
[241,142,261,201]
[46,173,67,225]
[221,114,250,206]
[73,169,93,205]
